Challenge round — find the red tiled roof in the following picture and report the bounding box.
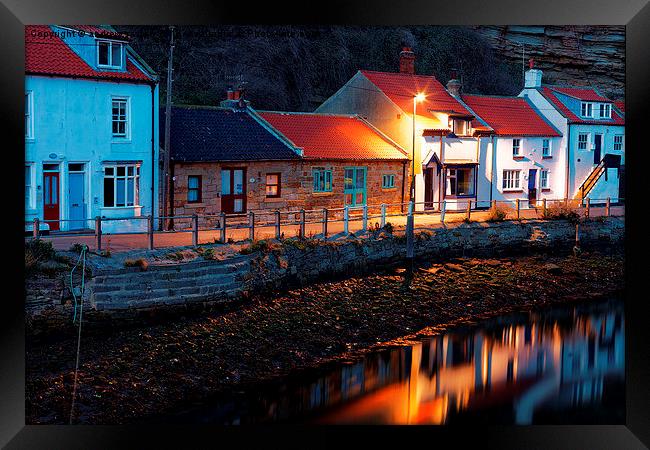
[359,70,474,118]
[548,86,611,102]
[614,100,625,113]
[540,87,625,126]
[25,25,151,83]
[461,95,561,137]
[259,112,408,161]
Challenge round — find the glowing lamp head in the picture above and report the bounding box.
[415,93,426,102]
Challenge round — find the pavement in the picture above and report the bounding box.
[30,204,624,253]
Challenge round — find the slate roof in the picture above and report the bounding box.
[258,112,409,161]
[539,86,625,126]
[359,70,474,118]
[461,94,561,137]
[25,25,152,83]
[164,106,301,162]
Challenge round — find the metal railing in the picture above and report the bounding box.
[25,196,624,252]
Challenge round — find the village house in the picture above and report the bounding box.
[25,25,159,233]
[165,95,408,227]
[459,94,564,206]
[519,61,625,203]
[315,48,492,211]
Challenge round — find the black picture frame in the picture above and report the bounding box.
[4,0,648,448]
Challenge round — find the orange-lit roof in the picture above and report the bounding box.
[258,112,408,161]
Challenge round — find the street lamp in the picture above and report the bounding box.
[411,93,426,203]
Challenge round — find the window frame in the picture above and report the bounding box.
[97,39,124,69]
[512,138,522,157]
[445,166,476,198]
[25,91,34,139]
[25,163,35,210]
[382,174,396,189]
[540,169,550,189]
[187,175,202,203]
[581,102,594,118]
[102,163,141,208]
[599,103,612,119]
[111,96,130,139]
[502,169,521,191]
[265,172,281,198]
[542,139,551,158]
[312,167,333,193]
[450,118,470,136]
[613,135,624,151]
[578,133,589,151]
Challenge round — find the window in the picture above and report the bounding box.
[599,103,611,119]
[25,91,33,139]
[25,164,33,210]
[112,98,128,137]
[542,139,551,157]
[382,174,395,189]
[97,40,123,68]
[446,167,475,197]
[581,102,593,118]
[312,168,333,193]
[578,133,589,150]
[502,170,521,190]
[613,135,623,151]
[265,173,281,198]
[540,170,549,189]
[512,139,521,157]
[103,164,140,207]
[188,175,202,203]
[450,119,469,136]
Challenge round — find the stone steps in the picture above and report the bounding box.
[92,272,239,293]
[92,281,241,304]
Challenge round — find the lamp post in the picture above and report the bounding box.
[411,93,426,203]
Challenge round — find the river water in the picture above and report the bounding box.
[167,297,624,425]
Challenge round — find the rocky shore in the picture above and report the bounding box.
[26,249,624,424]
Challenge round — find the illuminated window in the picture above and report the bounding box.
[502,170,521,190]
[265,173,281,198]
[188,175,202,203]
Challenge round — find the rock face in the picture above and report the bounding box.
[473,26,624,100]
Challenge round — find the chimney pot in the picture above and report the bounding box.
[399,47,415,74]
[529,58,535,69]
[227,89,234,100]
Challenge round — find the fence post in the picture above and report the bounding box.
[192,214,199,246]
[32,218,40,239]
[343,206,349,234]
[406,201,414,259]
[362,205,368,232]
[515,199,520,220]
[542,198,547,216]
[147,215,154,250]
[585,197,590,218]
[248,211,255,241]
[300,209,306,239]
[95,216,102,252]
[466,200,472,221]
[441,200,446,224]
[220,212,226,243]
[491,199,497,211]
[380,204,386,228]
[322,208,328,238]
[275,210,281,239]
[606,197,611,217]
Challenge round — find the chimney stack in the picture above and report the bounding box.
[524,58,543,89]
[220,87,249,109]
[399,47,415,74]
[446,69,461,97]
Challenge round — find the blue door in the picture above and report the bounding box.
[344,167,367,206]
[528,169,537,206]
[594,134,603,164]
[68,172,86,229]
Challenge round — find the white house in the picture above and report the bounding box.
[25,25,159,233]
[519,61,624,204]
[459,94,564,207]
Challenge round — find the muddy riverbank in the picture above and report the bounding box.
[26,249,624,424]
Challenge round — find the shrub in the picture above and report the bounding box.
[382,222,394,234]
[69,243,86,254]
[202,248,216,260]
[542,202,581,224]
[240,239,281,255]
[123,258,149,270]
[25,239,57,275]
[486,205,511,222]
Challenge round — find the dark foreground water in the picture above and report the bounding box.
[166,297,624,425]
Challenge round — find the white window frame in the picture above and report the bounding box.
[111,97,130,139]
[581,102,594,118]
[382,174,395,189]
[103,163,141,208]
[578,133,589,151]
[25,91,34,139]
[599,103,611,119]
[542,139,551,157]
[502,169,521,191]
[512,138,521,157]
[613,135,624,151]
[97,39,124,69]
[25,163,35,210]
[540,169,549,189]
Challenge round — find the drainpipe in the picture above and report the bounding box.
[439,134,445,206]
[476,135,480,204]
[150,83,156,225]
[490,135,497,202]
[401,160,407,213]
[565,125,571,200]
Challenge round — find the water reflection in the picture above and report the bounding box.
[177,299,624,425]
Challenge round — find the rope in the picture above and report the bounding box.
[69,245,88,424]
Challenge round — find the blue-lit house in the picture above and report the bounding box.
[25,25,159,233]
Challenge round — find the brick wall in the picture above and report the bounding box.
[170,159,409,227]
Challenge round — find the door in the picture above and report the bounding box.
[594,134,603,164]
[68,172,86,230]
[43,171,60,231]
[220,168,246,214]
[344,167,367,207]
[424,167,434,208]
[528,169,537,207]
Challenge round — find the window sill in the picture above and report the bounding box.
[541,188,551,192]
[101,205,142,210]
[381,187,397,191]
[512,156,525,160]
[445,194,476,199]
[186,202,206,208]
[312,191,334,196]
[111,139,132,144]
[502,189,523,193]
[542,156,553,159]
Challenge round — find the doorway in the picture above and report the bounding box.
[424,167,434,208]
[221,168,246,214]
[43,164,60,231]
[528,169,537,207]
[344,167,367,207]
[68,163,87,230]
[594,134,603,164]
